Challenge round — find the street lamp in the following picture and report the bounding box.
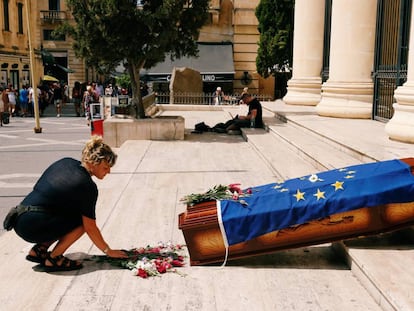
[25,0,42,133]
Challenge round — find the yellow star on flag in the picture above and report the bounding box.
[293,189,305,201]
[313,189,326,200]
[331,181,344,191]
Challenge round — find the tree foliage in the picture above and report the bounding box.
[255,0,294,78]
[61,0,209,118]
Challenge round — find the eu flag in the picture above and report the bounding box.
[218,159,414,246]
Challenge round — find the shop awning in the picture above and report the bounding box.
[55,63,75,73]
[41,49,75,73]
[141,43,235,81]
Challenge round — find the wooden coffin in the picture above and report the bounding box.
[179,158,414,266]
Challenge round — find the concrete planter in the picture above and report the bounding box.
[103,115,185,147]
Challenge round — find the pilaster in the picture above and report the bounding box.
[316,0,377,118]
[284,0,325,106]
[384,1,414,143]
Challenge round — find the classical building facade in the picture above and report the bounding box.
[201,0,273,95]
[284,0,414,143]
[0,0,272,96]
[0,0,30,88]
[0,0,86,89]
[142,0,273,96]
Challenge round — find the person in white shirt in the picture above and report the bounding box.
[7,87,17,116]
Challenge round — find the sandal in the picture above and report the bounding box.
[43,254,83,272]
[26,244,49,264]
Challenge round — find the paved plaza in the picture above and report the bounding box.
[0,101,413,310]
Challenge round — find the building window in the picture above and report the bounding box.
[10,70,18,89]
[17,3,23,34]
[49,0,60,11]
[43,29,65,41]
[1,70,7,86]
[3,0,9,31]
[22,69,29,86]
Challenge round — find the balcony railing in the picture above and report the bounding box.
[40,10,67,23]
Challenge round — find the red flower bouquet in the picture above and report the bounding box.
[96,242,186,278]
[181,183,252,206]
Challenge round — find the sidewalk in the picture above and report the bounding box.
[0,101,413,310]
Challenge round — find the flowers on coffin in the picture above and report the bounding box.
[308,174,323,183]
[229,183,251,206]
[182,183,252,206]
[297,174,324,183]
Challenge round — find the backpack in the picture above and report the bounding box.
[195,122,211,132]
[2,112,10,124]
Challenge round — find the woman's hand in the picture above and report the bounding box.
[106,249,128,258]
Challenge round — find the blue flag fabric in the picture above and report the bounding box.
[218,159,414,246]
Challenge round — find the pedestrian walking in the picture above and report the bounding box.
[53,83,63,117]
[72,81,83,117]
[7,86,17,117]
[19,85,29,117]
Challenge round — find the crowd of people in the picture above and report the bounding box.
[0,83,69,121]
[0,80,132,126]
[1,81,256,129]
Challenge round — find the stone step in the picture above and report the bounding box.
[268,121,372,170]
[41,101,79,118]
[242,128,319,180]
[242,122,368,180]
[333,230,414,311]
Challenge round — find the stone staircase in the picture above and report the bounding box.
[243,114,377,177]
[240,105,414,311]
[41,101,79,118]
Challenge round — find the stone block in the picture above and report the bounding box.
[103,116,185,147]
[170,67,203,98]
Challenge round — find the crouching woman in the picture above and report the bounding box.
[12,135,128,271]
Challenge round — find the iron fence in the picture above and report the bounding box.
[154,92,273,105]
[373,0,411,120]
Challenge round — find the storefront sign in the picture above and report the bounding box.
[146,73,233,83]
[202,74,215,82]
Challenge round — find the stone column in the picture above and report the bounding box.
[284,0,325,106]
[316,0,377,118]
[385,3,414,143]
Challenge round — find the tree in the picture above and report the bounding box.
[255,0,294,78]
[61,0,209,118]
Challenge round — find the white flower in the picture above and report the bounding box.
[309,174,319,183]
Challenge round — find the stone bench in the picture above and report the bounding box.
[143,93,159,117]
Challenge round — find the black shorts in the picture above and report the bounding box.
[14,211,82,243]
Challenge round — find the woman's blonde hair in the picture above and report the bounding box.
[81,135,117,166]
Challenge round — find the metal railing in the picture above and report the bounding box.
[155,92,273,105]
[40,10,67,23]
